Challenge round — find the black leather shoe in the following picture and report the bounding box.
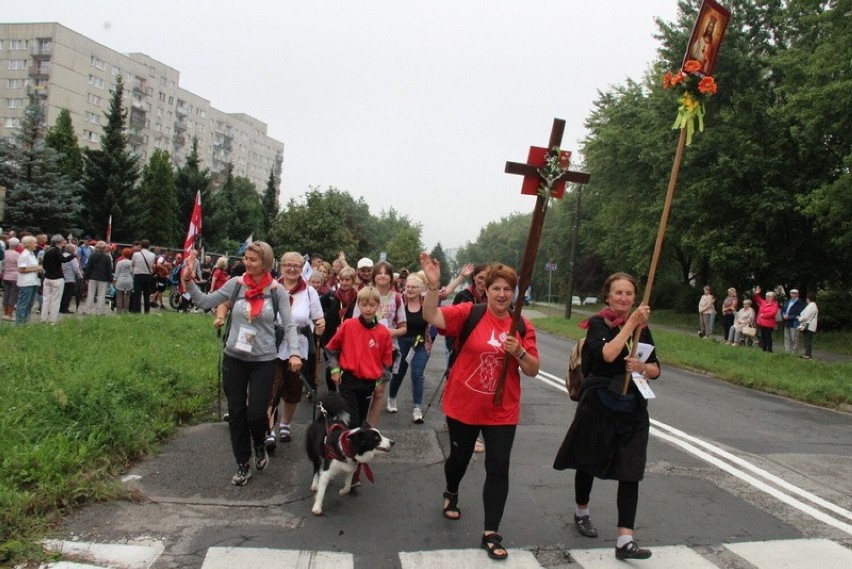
[574,514,598,538]
[615,540,651,560]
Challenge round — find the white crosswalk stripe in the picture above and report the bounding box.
[400,548,542,568]
[724,538,852,569]
[571,544,717,568]
[39,539,852,568]
[201,547,352,568]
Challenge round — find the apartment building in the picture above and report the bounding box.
[0,22,283,191]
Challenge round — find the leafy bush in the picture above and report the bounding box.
[0,313,219,563]
[813,290,852,332]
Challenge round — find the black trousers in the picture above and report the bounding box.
[60,281,78,313]
[445,416,517,532]
[131,273,154,313]
[575,469,640,529]
[222,355,277,465]
[338,371,376,427]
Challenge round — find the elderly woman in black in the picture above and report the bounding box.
[553,272,660,560]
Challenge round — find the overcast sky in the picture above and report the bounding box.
[6,0,681,250]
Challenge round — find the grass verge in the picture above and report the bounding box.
[533,314,852,408]
[0,312,220,565]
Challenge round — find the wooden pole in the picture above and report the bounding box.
[622,127,687,394]
[564,184,582,319]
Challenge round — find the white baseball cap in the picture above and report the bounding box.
[357,257,374,269]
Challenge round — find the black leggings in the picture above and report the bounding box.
[222,355,276,464]
[575,470,639,529]
[445,417,516,532]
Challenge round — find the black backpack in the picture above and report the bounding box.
[446,303,527,372]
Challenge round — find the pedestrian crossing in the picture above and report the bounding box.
[40,538,852,568]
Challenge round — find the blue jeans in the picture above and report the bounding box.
[389,335,429,407]
[16,285,38,324]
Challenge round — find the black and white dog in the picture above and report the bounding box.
[305,392,394,516]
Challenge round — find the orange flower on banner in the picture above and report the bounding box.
[698,76,718,94]
[662,59,718,145]
[683,60,702,74]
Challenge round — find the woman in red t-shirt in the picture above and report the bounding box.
[420,252,539,561]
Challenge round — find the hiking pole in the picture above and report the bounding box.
[422,369,448,420]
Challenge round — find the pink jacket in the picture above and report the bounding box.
[2,248,21,282]
[753,293,779,328]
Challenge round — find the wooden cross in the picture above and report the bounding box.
[494,118,591,405]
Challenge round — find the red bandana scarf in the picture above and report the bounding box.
[579,307,632,329]
[336,287,357,320]
[243,272,273,320]
[281,277,307,306]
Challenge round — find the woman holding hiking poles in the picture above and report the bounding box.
[183,242,301,486]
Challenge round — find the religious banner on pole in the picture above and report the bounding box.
[183,190,202,255]
[105,214,112,244]
[494,118,590,405]
[621,0,729,394]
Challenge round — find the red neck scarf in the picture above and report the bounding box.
[336,287,357,320]
[243,272,273,320]
[578,307,630,329]
[281,277,307,306]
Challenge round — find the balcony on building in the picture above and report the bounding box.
[27,84,49,98]
[29,61,51,79]
[30,42,54,58]
[132,78,148,94]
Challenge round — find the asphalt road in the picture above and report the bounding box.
[50,317,852,569]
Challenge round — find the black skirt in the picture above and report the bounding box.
[553,383,649,481]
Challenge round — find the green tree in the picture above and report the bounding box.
[44,108,83,182]
[384,225,422,272]
[429,243,450,286]
[260,169,280,241]
[230,175,263,248]
[174,138,212,243]
[82,75,140,241]
[133,149,178,246]
[0,101,82,234]
[269,186,373,260]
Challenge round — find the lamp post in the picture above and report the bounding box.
[564,184,582,319]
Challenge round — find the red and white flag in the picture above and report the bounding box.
[183,190,202,255]
[106,215,112,244]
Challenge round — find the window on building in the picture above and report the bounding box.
[88,93,102,106]
[159,92,166,102]
[112,66,121,77]
[8,60,28,70]
[9,40,28,50]
[4,117,22,128]
[7,78,27,89]
[168,96,174,105]
[88,75,104,89]
[91,56,107,70]
[160,76,167,86]
[5,98,25,109]
[86,112,100,125]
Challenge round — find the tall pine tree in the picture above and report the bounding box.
[0,100,82,234]
[82,75,140,241]
[260,168,280,240]
[174,137,212,242]
[133,149,179,246]
[45,108,84,182]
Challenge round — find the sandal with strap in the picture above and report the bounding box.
[442,491,461,520]
[481,533,508,561]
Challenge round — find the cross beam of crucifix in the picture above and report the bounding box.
[493,118,590,405]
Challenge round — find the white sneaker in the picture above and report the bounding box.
[387,398,398,413]
[412,407,423,424]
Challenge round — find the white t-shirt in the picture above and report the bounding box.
[277,283,323,359]
[17,249,40,287]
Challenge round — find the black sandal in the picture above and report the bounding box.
[442,491,461,520]
[481,533,508,560]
